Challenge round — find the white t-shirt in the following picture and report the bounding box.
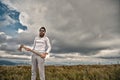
[33,36,51,53]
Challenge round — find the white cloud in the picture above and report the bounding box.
[0,51,30,59]
[19,12,30,27]
[93,49,120,57]
[18,28,25,33]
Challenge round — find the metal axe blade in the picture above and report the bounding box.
[18,44,24,52]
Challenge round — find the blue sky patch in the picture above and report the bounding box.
[0,1,27,36]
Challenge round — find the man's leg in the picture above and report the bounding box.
[31,55,37,80]
[37,56,45,80]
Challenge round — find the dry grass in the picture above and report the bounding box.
[0,64,120,80]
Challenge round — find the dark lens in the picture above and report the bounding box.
[40,29,45,32]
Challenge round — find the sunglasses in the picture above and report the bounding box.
[39,29,45,32]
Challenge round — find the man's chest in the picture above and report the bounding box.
[35,38,46,45]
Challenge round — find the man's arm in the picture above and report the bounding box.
[46,37,51,54]
[40,37,51,58]
[43,37,51,57]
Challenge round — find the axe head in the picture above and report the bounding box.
[18,44,24,52]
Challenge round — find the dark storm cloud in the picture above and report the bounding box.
[1,0,120,55]
[43,0,120,53]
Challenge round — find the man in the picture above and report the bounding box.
[25,27,51,80]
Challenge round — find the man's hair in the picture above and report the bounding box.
[39,27,46,32]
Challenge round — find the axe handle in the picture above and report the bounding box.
[18,45,45,58]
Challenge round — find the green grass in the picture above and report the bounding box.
[0,64,120,80]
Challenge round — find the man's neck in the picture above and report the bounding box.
[39,35,45,38]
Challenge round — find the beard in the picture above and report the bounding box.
[39,34,44,38]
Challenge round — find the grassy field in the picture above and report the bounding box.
[0,64,120,80]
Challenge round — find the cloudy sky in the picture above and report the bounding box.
[0,0,120,64]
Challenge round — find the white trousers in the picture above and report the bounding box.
[31,54,45,80]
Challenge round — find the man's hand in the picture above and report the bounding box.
[40,53,48,58]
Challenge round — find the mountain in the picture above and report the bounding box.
[0,60,29,65]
